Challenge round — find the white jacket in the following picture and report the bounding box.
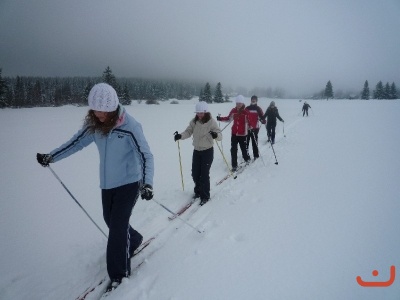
[180,118,222,151]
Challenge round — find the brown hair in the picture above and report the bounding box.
[194,112,211,124]
[84,107,120,136]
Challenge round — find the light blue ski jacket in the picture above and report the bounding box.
[50,105,154,189]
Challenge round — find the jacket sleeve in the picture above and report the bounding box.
[219,108,235,122]
[262,108,268,120]
[50,127,94,163]
[210,119,222,141]
[180,120,195,140]
[276,109,284,122]
[129,122,154,187]
[257,107,264,119]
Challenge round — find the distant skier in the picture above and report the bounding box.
[302,101,311,116]
[262,101,284,144]
[36,83,154,293]
[217,95,251,171]
[174,101,222,206]
[246,95,265,160]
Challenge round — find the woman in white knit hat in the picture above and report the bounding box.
[36,83,154,292]
[174,101,222,206]
[217,95,251,171]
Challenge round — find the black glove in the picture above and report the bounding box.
[174,133,181,141]
[216,116,221,121]
[282,120,285,123]
[209,131,218,139]
[37,153,53,167]
[140,184,153,200]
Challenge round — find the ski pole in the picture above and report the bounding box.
[47,166,108,238]
[152,199,203,234]
[174,131,185,191]
[220,118,233,132]
[270,141,279,165]
[215,140,236,179]
[250,130,265,166]
[283,123,286,137]
[218,114,223,152]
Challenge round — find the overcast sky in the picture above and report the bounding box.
[1,0,399,96]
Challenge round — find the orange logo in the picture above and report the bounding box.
[356,265,396,287]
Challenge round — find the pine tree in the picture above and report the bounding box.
[82,82,92,105]
[373,81,384,99]
[32,80,42,105]
[62,81,72,104]
[203,82,212,103]
[389,82,398,100]
[224,93,230,102]
[14,76,25,107]
[120,82,131,105]
[198,88,204,102]
[102,66,119,91]
[0,68,9,108]
[324,80,333,100]
[361,80,370,100]
[383,82,391,99]
[213,82,224,103]
[54,87,63,106]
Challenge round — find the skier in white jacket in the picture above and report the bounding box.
[174,101,222,206]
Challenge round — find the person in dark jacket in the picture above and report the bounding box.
[217,95,251,171]
[36,83,154,293]
[302,101,311,116]
[262,101,284,144]
[246,95,265,160]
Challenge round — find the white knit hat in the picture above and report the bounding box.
[88,83,119,112]
[195,101,208,113]
[235,95,245,104]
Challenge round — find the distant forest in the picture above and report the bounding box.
[0,67,208,108]
[0,67,398,108]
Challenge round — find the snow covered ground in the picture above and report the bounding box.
[1,98,399,300]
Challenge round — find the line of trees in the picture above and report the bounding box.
[0,67,208,108]
[1,67,398,108]
[198,82,230,103]
[313,80,398,100]
[361,80,398,100]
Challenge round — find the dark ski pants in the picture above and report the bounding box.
[231,134,250,168]
[192,147,213,200]
[303,109,308,116]
[266,123,277,143]
[246,129,260,158]
[102,182,143,281]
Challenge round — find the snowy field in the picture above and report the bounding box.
[1,98,400,300]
